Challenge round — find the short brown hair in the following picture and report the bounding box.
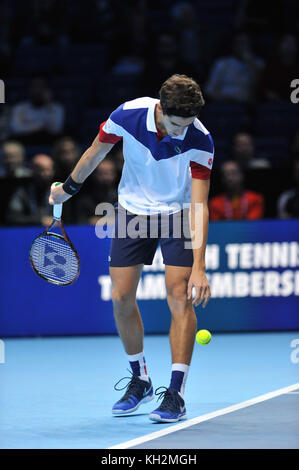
[159,74,205,117]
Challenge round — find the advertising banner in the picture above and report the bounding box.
[0,219,298,336]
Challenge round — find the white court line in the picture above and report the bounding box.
[108,382,299,449]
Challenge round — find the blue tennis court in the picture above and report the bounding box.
[0,331,298,449]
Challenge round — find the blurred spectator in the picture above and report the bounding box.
[0,140,32,178]
[140,33,199,97]
[124,10,150,60]
[205,32,264,103]
[77,158,118,225]
[209,160,264,220]
[111,55,145,78]
[259,34,299,102]
[170,2,201,67]
[109,9,150,73]
[231,132,270,169]
[277,158,299,218]
[52,136,81,182]
[9,78,65,145]
[4,153,55,226]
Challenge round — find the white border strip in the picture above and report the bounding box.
[108,382,299,449]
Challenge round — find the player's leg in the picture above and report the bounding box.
[150,209,195,422]
[109,204,159,414]
[160,209,196,367]
[165,265,197,366]
[110,264,154,414]
[149,265,196,422]
[109,203,157,359]
[109,264,144,356]
[167,264,197,400]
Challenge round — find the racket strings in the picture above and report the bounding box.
[30,233,79,284]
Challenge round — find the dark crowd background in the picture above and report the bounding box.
[0,0,299,225]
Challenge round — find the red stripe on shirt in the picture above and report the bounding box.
[190,161,211,180]
[99,121,122,144]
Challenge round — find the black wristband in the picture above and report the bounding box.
[62,175,83,195]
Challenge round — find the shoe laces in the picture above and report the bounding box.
[154,386,181,411]
[114,370,144,400]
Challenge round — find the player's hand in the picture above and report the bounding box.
[187,268,211,308]
[41,215,53,227]
[49,182,72,205]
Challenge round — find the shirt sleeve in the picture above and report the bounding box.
[190,132,214,180]
[190,161,212,180]
[98,103,125,144]
[99,121,122,144]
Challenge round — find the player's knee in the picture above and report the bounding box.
[111,286,135,304]
[166,282,189,309]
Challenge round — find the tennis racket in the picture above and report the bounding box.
[29,203,80,286]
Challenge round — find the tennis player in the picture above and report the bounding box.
[49,74,214,423]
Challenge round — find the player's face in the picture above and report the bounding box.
[162,114,196,137]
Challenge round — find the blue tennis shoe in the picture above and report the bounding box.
[149,387,187,422]
[112,374,154,415]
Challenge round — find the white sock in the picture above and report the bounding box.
[127,351,149,382]
[170,363,190,398]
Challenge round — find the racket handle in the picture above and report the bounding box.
[53,204,62,220]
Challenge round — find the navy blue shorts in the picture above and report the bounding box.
[109,203,193,267]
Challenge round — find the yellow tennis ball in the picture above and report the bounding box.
[196,329,212,345]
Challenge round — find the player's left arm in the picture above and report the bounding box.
[187,177,211,308]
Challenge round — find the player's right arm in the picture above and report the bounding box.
[49,134,115,205]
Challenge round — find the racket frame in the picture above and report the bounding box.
[29,208,80,286]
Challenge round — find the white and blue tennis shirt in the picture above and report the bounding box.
[99,97,214,215]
